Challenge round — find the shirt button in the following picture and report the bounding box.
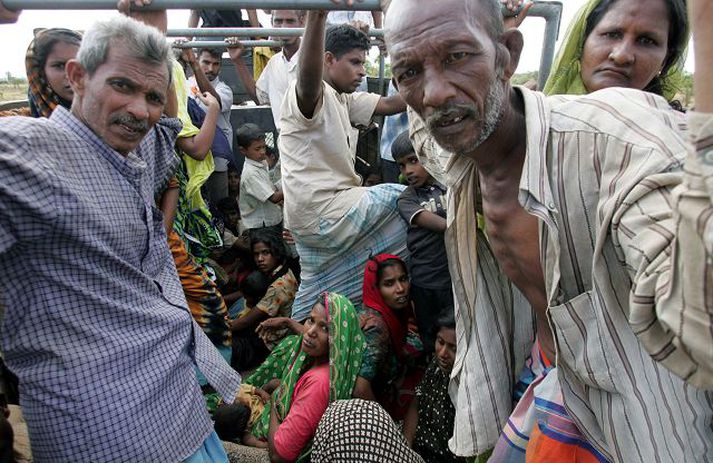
[703,149,713,166]
[548,202,556,211]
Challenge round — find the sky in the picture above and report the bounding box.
[0,1,695,79]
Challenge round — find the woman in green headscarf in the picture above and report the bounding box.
[242,292,366,463]
[543,0,689,105]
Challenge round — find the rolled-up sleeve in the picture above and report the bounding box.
[618,111,713,388]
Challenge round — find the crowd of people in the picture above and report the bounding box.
[0,0,712,462]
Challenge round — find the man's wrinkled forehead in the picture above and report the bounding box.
[386,0,491,52]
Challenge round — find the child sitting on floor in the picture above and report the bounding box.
[393,130,454,355]
[403,313,464,463]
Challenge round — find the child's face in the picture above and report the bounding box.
[226,210,240,228]
[253,242,278,274]
[364,173,382,187]
[397,152,431,188]
[242,139,267,162]
[326,48,367,94]
[228,171,241,192]
[434,326,457,374]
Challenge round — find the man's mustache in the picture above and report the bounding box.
[426,103,478,131]
[111,114,148,133]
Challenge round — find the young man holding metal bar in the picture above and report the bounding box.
[278,6,406,322]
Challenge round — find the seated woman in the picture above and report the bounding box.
[353,254,424,419]
[403,313,464,463]
[238,292,366,462]
[230,229,298,371]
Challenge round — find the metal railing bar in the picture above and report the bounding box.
[166,27,385,38]
[4,0,381,10]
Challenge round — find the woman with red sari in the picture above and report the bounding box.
[353,253,424,419]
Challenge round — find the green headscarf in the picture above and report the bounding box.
[245,292,366,462]
[542,0,687,101]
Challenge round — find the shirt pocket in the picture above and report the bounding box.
[548,290,620,392]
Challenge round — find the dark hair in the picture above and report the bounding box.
[241,270,271,301]
[325,24,370,59]
[217,197,239,215]
[235,123,266,149]
[228,165,240,176]
[375,258,408,287]
[437,310,456,330]
[213,403,250,441]
[32,28,82,74]
[390,130,416,161]
[250,229,287,265]
[198,48,222,61]
[273,9,307,21]
[584,0,688,97]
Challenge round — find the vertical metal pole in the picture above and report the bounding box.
[378,54,386,96]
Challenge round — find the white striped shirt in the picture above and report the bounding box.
[412,87,713,461]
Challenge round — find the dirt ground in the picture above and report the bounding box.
[0,82,27,104]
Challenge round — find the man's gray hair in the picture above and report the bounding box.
[77,16,172,84]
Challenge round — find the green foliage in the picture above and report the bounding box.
[365,56,391,78]
[512,71,539,86]
[679,72,694,108]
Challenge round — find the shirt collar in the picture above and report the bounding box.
[245,157,269,169]
[281,48,300,69]
[50,106,147,182]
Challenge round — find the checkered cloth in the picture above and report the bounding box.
[290,183,408,321]
[312,399,425,463]
[0,108,241,462]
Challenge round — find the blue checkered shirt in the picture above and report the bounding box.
[0,107,241,462]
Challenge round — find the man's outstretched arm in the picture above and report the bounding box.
[226,38,259,103]
[296,10,328,119]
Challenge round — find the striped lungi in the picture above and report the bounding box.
[490,341,610,463]
[290,183,408,321]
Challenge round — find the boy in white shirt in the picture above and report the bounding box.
[237,123,283,235]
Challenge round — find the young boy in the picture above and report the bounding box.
[394,130,453,354]
[227,166,241,202]
[403,314,465,463]
[236,123,284,236]
[278,13,408,320]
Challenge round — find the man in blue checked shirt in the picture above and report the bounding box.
[0,15,240,463]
